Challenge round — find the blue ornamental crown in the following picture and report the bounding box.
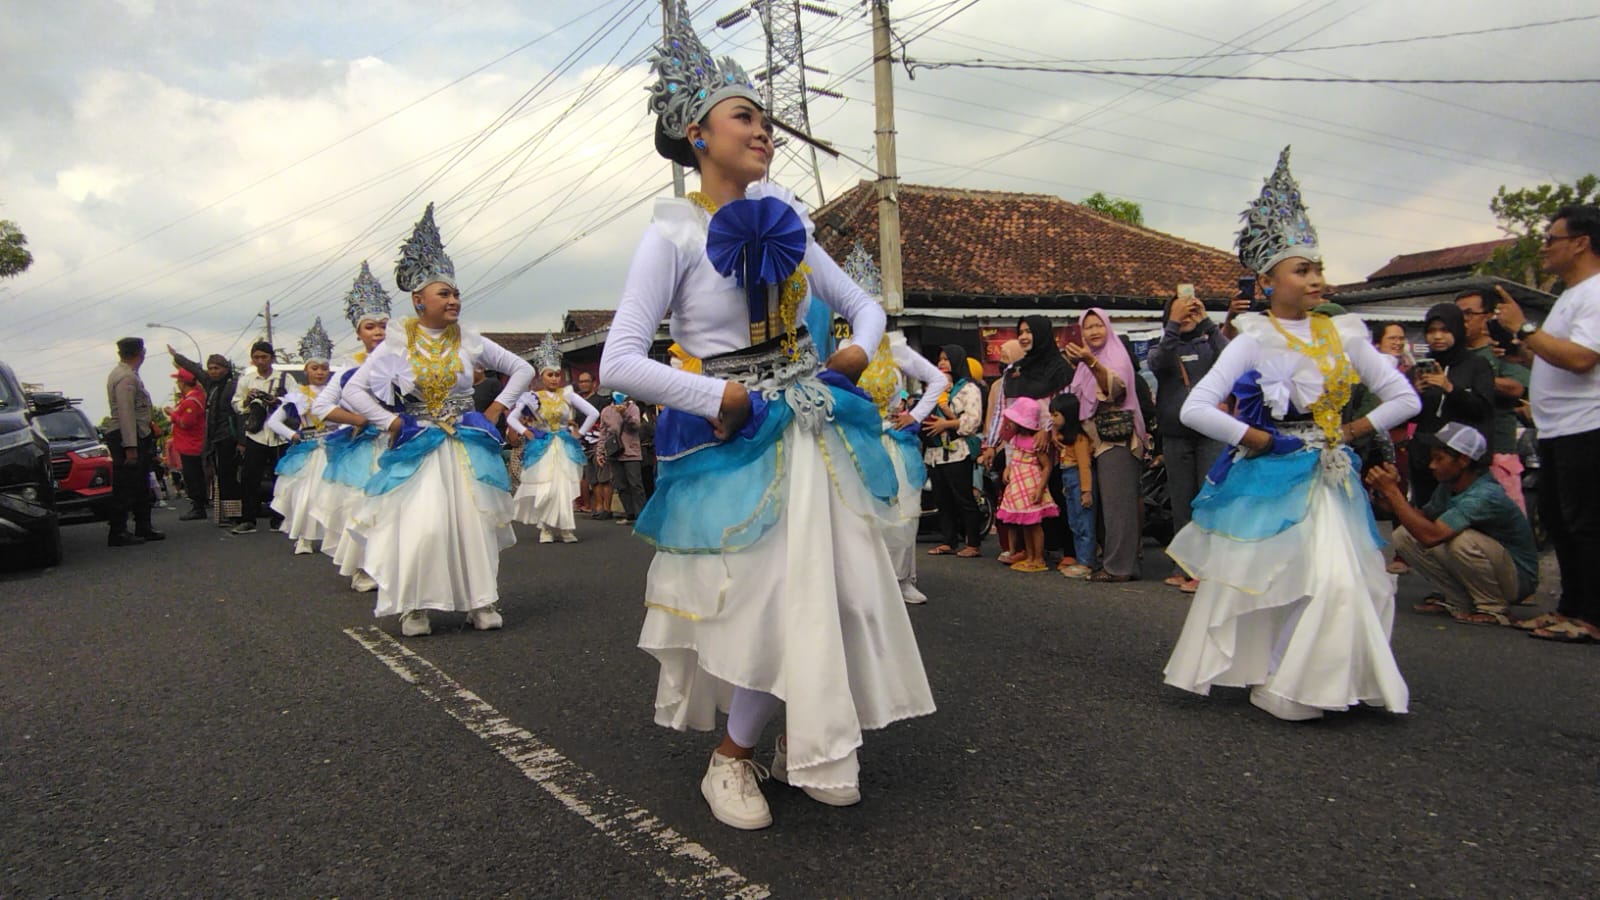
[343,260,393,329]
[1235,146,1321,275]
[298,317,335,363]
[395,203,455,293]
[648,0,762,140]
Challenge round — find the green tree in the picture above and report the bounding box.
[1080,191,1144,227]
[0,218,33,279]
[1477,174,1599,290]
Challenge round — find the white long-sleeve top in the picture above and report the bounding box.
[310,357,370,421]
[894,341,948,422]
[505,387,599,436]
[1180,313,1420,446]
[344,324,533,431]
[265,384,326,441]
[600,183,885,419]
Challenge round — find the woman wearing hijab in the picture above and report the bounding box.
[924,344,986,557]
[1410,302,1494,503]
[1064,309,1148,582]
[1004,315,1073,402]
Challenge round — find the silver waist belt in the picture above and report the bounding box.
[402,396,475,422]
[700,332,820,392]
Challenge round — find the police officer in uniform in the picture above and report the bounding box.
[106,337,165,546]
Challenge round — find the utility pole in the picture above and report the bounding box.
[257,301,276,346]
[871,0,904,314]
[664,0,686,198]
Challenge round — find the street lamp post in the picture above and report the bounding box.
[146,322,202,362]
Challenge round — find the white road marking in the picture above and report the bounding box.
[344,626,769,900]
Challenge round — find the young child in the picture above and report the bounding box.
[996,396,1059,572]
[1049,394,1095,578]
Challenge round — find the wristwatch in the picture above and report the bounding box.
[1518,321,1540,338]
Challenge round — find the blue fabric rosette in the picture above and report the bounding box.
[523,429,587,467]
[1204,370,1307,486]
[705,196,807,328]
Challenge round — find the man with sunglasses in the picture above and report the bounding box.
[1494,204,1600,643]
[1454,289,1531,513]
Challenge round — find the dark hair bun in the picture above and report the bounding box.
[654,118,700,171]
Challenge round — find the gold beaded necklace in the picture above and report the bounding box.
[687,191,809,358]
[404,316,463,417]
[1267,312,1358,445]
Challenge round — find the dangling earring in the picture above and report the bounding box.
[693,138,707,151]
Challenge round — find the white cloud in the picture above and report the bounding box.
[3,0,1599,414]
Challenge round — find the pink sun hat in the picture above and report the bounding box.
[1003,396,1044,431]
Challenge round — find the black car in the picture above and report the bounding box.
[0,360,62,567]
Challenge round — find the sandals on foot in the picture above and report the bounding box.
[1510,612,1565,632]
[1088,570,1133,583]
[997,551,1018,565]
[956,546,982,558]
[1529,620,1599,643]
[1163,575,1188,588]
[927,545,954,556]
[1452,609,1510,627]
[1412,593,1452,616]
[1009,559,1047,572]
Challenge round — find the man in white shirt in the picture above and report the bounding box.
[230,341,289,535]
[1495,204,1600,643]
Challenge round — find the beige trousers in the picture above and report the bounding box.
[1392,526,1521,614]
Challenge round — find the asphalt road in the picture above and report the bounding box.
[3,507,1597,897]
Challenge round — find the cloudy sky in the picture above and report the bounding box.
[3,0,1597,415]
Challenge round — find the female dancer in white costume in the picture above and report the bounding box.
[265,320,336,555]
[343,205,533,637]
[506,336,599,544]
[309,262,391,592]
[599,2,934,831]
[856,330,947,604]
[1162,148,1421,721]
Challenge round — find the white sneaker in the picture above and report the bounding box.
[538,527,554,544]
[1250,686,1325,721]
[468,605,503,631]
[900,581,927,605]
[560,530,578,543]
[400,610,431,637]
[700,751,772,830]
[351,570,378,593]
[771,736,861,807]
[294,538,314,555]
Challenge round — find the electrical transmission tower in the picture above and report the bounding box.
[718,1,840,207]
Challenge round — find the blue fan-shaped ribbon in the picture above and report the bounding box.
[1206,370,1304,485]
[705,196,807,328]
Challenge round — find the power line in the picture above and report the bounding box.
[899,58,1600,85]
[1011,14,1600,64]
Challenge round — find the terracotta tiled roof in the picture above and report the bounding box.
[812,182,1242,300]
[480,332,547,356]
[563,309,616,335]
[1367,238,1514,281]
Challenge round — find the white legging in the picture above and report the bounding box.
[727,687,783,749]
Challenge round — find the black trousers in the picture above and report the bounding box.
[1540,428,1600,625]
[180,453,208,510]
[239,439,284,525]
[614,459,646,518]
[209,440,242,521]
[931,457,982,549]
[108,435,155,536]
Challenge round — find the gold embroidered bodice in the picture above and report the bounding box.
[1267,312,1358,444]
[404,317,464,417]
[535,390,567,432]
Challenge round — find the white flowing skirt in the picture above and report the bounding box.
[639,420,935,790]
[511,448,581,531]
[1162,466,1409,714]
[346,441,516,618]
[270,446,328,543]
[881,432,922,585]
[313,440,385,576]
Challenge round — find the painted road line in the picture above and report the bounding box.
[344,626,769,900]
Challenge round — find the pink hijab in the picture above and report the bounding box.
[1068,308,1147,442]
